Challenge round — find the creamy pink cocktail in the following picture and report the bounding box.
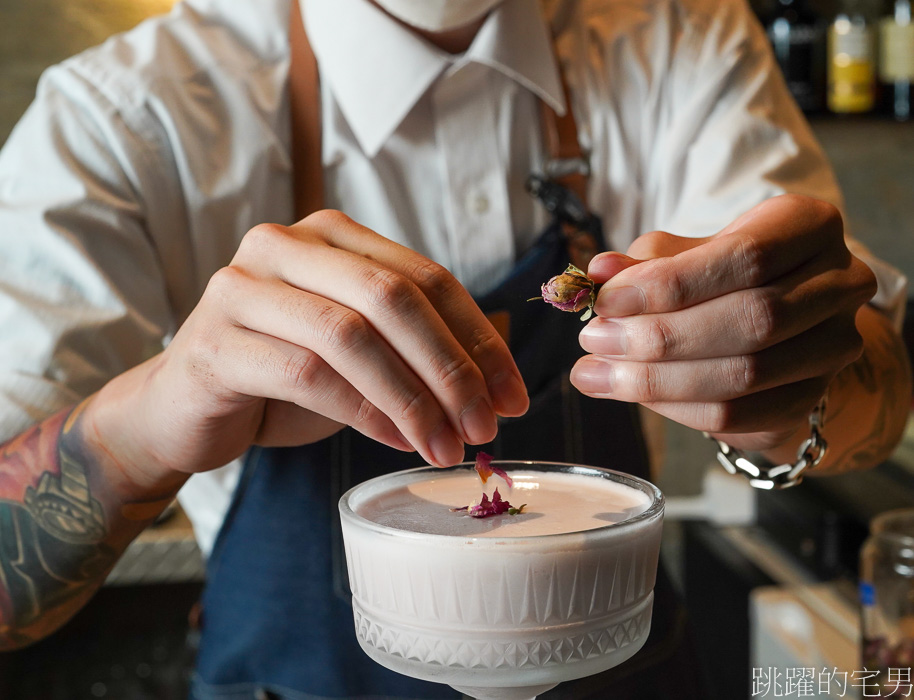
[339,461,664,700]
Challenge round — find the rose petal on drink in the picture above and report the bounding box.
[451,456,524,517]
[474,451,494,483]
[467,489,512,518]
[450,488,523,518]
[474,451,513,488]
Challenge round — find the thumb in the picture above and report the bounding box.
[626,229,711,261]
[586,251,642,284]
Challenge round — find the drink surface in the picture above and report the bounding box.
[356,470,651,538]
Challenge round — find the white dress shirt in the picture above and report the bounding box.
[0,0,905,555]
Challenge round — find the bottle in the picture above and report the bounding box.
[879,0,914,120]
[767,0,827,113]
[828,1,878,113]
[860,509,914,697]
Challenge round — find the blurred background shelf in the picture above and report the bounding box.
[1,1,912,698]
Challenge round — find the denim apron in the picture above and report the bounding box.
[189,189,664,699]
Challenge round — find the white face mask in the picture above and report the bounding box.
[372,0,505,32]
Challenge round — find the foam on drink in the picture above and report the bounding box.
[356,470,650,538]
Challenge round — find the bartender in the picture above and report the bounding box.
[0,0,909,698]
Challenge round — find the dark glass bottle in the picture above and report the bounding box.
[767,0,828,113]
[879,0,914,120]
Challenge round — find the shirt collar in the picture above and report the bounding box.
[302,0,565,158]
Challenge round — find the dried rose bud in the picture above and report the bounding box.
[531,263,596,321]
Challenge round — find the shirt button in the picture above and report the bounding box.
[470,192,490,215]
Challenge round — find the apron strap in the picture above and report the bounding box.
[289,0,324,221]
[539,80,589,207]
[537,59,600,272]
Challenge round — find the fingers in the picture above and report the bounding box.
[210,324,416,454]
[571,195,877,446]
[218,212,531,466]
[593,195,849,316]
[644,378,830,449]
[586,251,642,283]
[580,259,874,360]
[211,269,469,466]
[572,314,861,404]
[573,354,831,442]
[240,214,527,419]
[303,211,529,417]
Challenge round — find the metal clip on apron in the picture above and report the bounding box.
[191,4,657,699]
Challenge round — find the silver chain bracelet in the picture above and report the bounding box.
[704,393,829,490]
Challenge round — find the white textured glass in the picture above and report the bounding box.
[339,461,664,700]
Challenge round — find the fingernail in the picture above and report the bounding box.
[459,396,497,444]
[579,320,627,355]
[427,421,465,467]
[570,357,614,395]
[487,371,529,416]
[596,286,645,317]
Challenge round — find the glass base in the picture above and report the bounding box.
[449,682,558,700]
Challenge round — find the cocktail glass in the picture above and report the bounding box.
[338,461,664,700]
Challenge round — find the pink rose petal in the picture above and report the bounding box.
[450,453,524,518]
[474,451,513,488]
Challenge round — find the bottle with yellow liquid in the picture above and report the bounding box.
[828,2,877,113]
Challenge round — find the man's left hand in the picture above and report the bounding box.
[570,194,877,453]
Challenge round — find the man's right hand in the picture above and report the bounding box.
[87,210,529,491]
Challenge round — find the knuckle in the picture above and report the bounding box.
[241,222,289,255]
[396,387,436,425]
[780,194,844,242]
[305,208,354,236]
[640,318,676,360]
[636,363,663,402]
[315,306,371,353]
[853,260,879,302]
[728,354,761,394]
[406,259,456,302]
[630,230,675,259]
[740,290,779,346]
[468,327,504,361]
[733,236,768,288]
[280,350,322,393]
[365,268,420,314]
[205,266,247,302]
[185,329,220,366]
[657,259,689,309]
[431,355,479,392]
[777,192,813,216]
[352,396,379,427]
[812,198,844,236]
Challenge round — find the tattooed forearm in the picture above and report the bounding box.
[0,401,118,646]
[0,395,184,649]
[812,307,912,476]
